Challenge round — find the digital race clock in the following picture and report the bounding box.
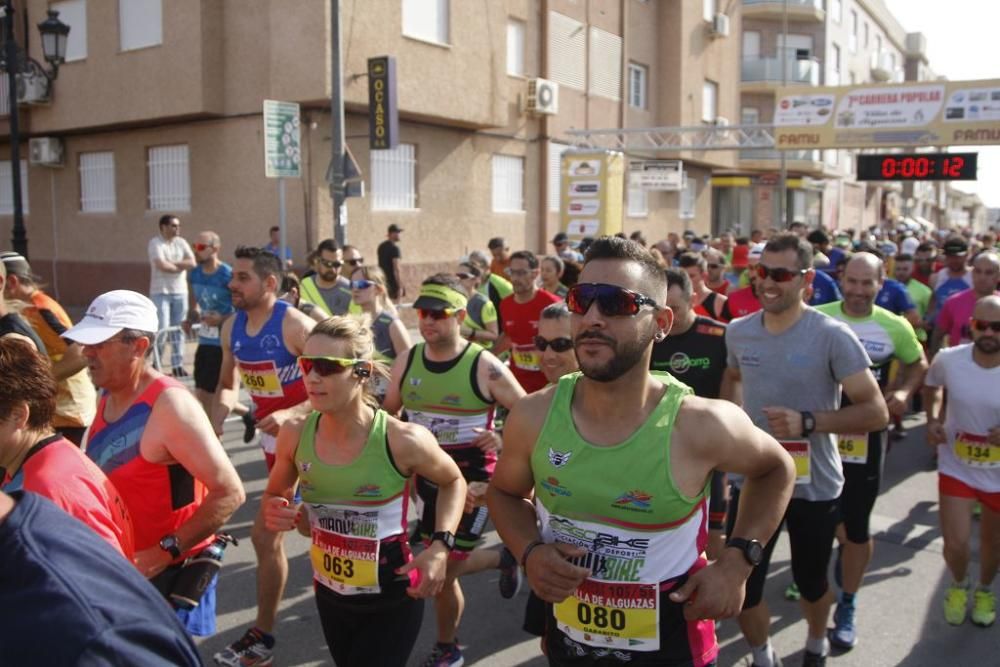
[856,153,977,181]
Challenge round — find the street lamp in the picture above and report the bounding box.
[1,4,70,259]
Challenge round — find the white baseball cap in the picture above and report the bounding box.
[64,290,159,345]
[748,242,767,259]
[901,237,920,255]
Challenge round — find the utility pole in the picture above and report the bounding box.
[329,0,346,246]
[3,0,26,258]
[779,0,788,229]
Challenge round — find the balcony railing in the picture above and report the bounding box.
[740,148,822,162]
[742,56,821,85]
[743,0,823,7]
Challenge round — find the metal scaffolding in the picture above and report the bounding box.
[565,124,781,154]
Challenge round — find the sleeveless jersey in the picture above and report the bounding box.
[85,376,211,559]
[231,299,307,419]
[727,285,762,319]
[371,310,398,361]
[532,372,715,658]
[400,342,496,482]
[3,435,135,559]
[297,409,413,598]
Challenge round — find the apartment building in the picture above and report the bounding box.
[0,0,742,307]
[713,0,939,236]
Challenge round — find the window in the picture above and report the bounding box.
[80,152,116,213]
[0,160,28,214]
[849,10,858,52]
[549,11,585,90]
[147,145,190,211]
[402,0,449,45]
[119,0,162,51]
[702,80,718,123]
[703,0,717,22]
[492,155,524,212]
[743,31,760,59]
[875,34,882,54]
[829,43,841,86]
[627,186,647,218]
[589,27,622,101]
[372,143,417,210]
[829,0,841,23]
[506,19,525,76]
[628,63,647,109]
[777,33,813,59]
[679,174,696,220]
[548,141,570,212]
[741,107,759,125]
[863,22,869,48]
[52,0,87,61]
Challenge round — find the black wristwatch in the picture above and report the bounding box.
[430,531,456,551]
[800,411,816,437]
[159,534,182,559]
[727,538,764,567]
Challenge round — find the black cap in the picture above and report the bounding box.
[388,224,403,234]
[943,237,968,256]
[552,232,569,245]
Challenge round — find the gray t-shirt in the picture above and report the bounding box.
[726,307,872,501]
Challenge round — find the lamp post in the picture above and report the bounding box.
[1,4,69,259]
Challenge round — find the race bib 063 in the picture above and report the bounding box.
[310,528,380,595]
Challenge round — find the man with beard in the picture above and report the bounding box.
[488,236,796,667]
[724,233,887,667]
[298,238,353,316]
[816,253,926,650]
[383,274,526,667]
[924,295,1000,628]
[211,246,315,666]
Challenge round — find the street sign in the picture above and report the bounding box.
[628,159,683,191]
[263,100,301,178]
[368,56,399,150]
[774,78,1000,149]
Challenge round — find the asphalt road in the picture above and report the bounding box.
[196,411,1000,666]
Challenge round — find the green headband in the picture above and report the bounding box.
[419,283,468,310]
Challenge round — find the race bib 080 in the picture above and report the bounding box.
[554,579,660,652]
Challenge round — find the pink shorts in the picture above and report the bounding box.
[939,474,1000,513]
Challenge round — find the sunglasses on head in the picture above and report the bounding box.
[533,335,573,353]
[318,259,343,269]
[298,356,364,377]
[972,319,1000,333]
[755,264,808,283]
[351,279,374,290]
[566,283,660,317]
[193,243,213,252]
[346,258,365,266]
[418,308,456,321]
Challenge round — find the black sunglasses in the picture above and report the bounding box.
[533,336,573,353]
[972,319,1000,333]
[566,283,660,317]
[755,264,808,283]
[346,258,365,266]
[318,259,343,269]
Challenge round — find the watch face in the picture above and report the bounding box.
[747,541,764,565]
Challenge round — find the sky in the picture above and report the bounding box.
[882,0,1000,209]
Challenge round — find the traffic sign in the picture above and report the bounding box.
[263,100,302,179]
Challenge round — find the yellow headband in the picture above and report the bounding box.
[418,283,468,310]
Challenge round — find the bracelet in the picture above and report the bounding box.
[520,539,545,573]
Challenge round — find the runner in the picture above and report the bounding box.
[262,317,466,666]
[704,248,731,295]
[652,267,737,560]
[299,238,354,316]
[725,233,888,667]
[924,295,1000,628]
[0,259,43,351]
[467,249,513,333]
[383,274,527,667]
[928,236,973,330]
[488,235,795,667]
[678,252,730,322]
[495,251,562,394]
[279,273,331,323]
[350,265,410,362]
[65,290,245,636]
[893,252,933,344]
[456,262,500,347]
[0,251,95,444]
[211,246,315,665]
[727,243,765,319]
[536,302,578,385]
[816,253,927,649]
[540,255,569,298]
[931,252,1000,353]
[0,337,133,558]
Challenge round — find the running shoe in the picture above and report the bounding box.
[420,642,464,667]
[744,648,783,666]
[801,651,826,667]
[829,601,857,649]
[241,410,257,444]
[172,366,189,378]
[213,627,274,666]
[943,583,968,626]
[498,547,522,599]
[972,588,996,627]
[784,582,801,601]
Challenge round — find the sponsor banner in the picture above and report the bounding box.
[774,78,1000,149]
[560,151,624,241]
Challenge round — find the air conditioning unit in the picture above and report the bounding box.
[526,78,559,116]
[16,73,50,105]
[710,13,730,38]
[714,116,730,127]
[29,137,64,167]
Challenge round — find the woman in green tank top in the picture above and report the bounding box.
[261,316,465,667]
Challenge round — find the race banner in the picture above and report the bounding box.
[560,150,624,241]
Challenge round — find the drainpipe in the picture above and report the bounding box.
[538,0,550,253]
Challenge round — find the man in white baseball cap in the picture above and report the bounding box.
[64,289,245,638]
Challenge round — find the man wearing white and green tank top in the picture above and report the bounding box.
[489,237,796,667]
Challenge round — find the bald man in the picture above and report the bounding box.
[924,295,1000,628]
[816,253,927,649]
[932,252,1000,355]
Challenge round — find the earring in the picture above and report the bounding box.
[653,332,666,342]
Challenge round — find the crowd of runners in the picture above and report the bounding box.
[0,218,997,667]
